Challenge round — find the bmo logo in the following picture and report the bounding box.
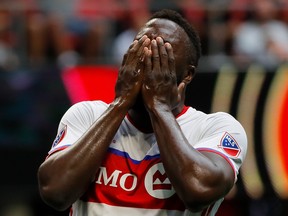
[144,163,175,199]
[95,167,137,191]
[95,163,175,199]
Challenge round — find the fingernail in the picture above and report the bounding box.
[144,38,150,44]
[165,43,171,48]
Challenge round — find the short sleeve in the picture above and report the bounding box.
[193,113,247,181]
[48,100,108,156]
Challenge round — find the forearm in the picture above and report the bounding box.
[148,104,230,210]
[38,99,129,210]
[38,34,150,210]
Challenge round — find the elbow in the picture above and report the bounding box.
[183,199,211,213]
[180,193,211,213]
[38,166,71,211]
[177,182,224,213]
[180,169,233,212]
[38,184,71,211]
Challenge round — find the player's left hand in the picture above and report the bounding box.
[142,37,185,111]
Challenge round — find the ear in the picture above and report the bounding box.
[182,65,195,84]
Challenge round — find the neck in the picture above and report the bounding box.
[128,109,153,133]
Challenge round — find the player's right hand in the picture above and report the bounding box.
[114,35,150,108]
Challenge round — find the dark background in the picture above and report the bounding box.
[1,65,287,216]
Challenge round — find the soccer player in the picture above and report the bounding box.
[38,9,247,216]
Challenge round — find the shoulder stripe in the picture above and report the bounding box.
[47,145,71,158]
[108,148,160,164]
[196,147,237,182]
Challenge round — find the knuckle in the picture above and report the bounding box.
[161,52,168,58]
[153,55,160,61]
[136,51,142,58]
[130,47,137,54]
[168,57,175,63]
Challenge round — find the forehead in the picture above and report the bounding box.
[136,18,187,44]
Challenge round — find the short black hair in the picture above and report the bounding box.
[149,9,202,67]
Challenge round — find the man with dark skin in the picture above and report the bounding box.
[38,9,247,215]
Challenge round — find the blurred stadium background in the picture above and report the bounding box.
[0,0,288,215]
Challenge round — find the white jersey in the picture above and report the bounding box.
[49,101,247,216]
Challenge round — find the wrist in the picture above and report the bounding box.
[146,100,172,116]
[146,99,184,118]
[110,97,131,113]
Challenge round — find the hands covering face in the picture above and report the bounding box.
[115,35,185,111]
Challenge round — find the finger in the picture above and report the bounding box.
[130,39,139,49]
[137,47,149,77]
[140,38,151,62]
[123,36,150,70]
[136,38,151,74]
[165,42,175,71]
[127,36,147,58]
[121,53,128,66]
[121,40,138,66]
[144,47,152,75]
[151,39,160,70]
[135,35,150,59]
[131,36,150,68]
[157,37,168,70]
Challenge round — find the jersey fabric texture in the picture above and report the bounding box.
[49,100,247,216]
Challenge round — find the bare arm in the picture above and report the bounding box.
[38,36,151,211]
[148,107,234,212]
[38,102,128,211]
[142,37,234,212]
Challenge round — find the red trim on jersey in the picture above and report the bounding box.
[196,148,237,182]
[46,145,71,159]
[176,106,189,118]
[80,152,186,211]
[126,106,189,133]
